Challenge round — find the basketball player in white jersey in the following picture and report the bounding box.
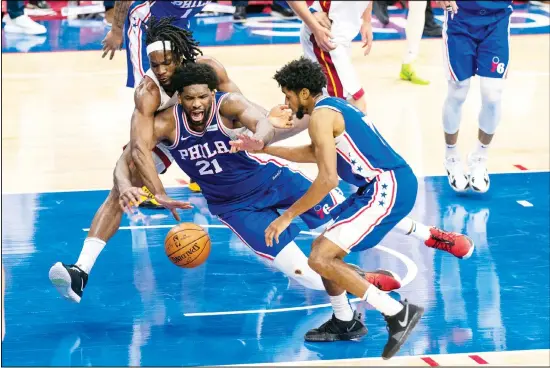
[288,1,373,113]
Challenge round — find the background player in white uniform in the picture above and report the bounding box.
[288,1,373,113]
[440,0,513,193]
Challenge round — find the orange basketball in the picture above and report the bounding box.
[164,223,211,268]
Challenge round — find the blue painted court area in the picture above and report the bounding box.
[1,3,549,53]
[1,171,549,366]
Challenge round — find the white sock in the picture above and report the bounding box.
[329,291,354,321]
[446,143,459,158]
[395,217,432,242]
[363,284,404,316]
[76,237,106,274]
[474,140,489,158]
[272,241,325,290]
[403,0,427,64]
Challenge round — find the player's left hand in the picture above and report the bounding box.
[229,134,265,153]
[154,194,193,222]
[265,213,292,247]
[268,105,294,129]
[360,22,373,56]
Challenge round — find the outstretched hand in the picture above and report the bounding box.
[229,134,265,153]
[154,194,193,222]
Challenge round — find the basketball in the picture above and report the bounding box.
[164,223,211,268]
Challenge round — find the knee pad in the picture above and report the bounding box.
[447,79,471,103]
[273,242,324,290]
[479,77,504,134]
[443,79,471,134]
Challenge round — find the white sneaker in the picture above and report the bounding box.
[444,156,470,192]
[3,14,47,35]
[467,153,490,193]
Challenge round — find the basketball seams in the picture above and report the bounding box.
[166,233,209,258]
[178,239,210,266]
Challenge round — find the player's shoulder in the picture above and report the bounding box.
[134,77,161,110]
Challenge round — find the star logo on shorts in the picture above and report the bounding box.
[378,200,385,207]
[381,183,388,190]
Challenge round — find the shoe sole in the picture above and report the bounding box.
[305,326,368,342]
[48,262,81,303]
[382,307,425,360]
[460,236,475,260]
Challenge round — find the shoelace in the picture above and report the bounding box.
[430,229,457,252]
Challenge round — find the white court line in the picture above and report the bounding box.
[80,224,418,317]
[517,200,534,207]
[4,169,548,195]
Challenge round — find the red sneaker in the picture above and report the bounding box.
[349,264,402,291]
[425,227,475,259]
[365,269,402,292]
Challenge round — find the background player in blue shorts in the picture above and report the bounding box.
[439,1,513,193]
[231,57,475,359]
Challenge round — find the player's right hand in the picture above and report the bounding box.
[101,29,124,60]
[153,194,193,222]
[268,105,294,129]
[312,25,336,52]
[119,186,148,212]
[313,11,332,30]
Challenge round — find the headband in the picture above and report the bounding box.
[146,41,172,55]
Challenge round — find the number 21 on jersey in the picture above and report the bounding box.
[196,159,222,175]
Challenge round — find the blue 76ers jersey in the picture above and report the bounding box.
[314,96,409,188]
[150,1,210,29]
[163,92,280,215]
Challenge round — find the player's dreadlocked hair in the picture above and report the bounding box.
[144,16,203,63]
[273,57,327,96]
[172,62,219,93]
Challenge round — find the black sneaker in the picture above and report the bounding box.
[382,300,424,359]
[305,310,367,342]
[49,262,88,303]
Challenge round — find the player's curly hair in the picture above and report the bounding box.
[144,15,203,63]
[172,62,219,93]
[273,57,327,96]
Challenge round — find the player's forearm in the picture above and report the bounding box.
[112,0,132,33]
[287,1,322,32]
[113,149,134,194]
[131,143,167,196]
[285,175,338,220]
[262,145,316,163]
[362,1,373,23]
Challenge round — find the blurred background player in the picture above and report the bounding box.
[440,0,513,193]
[399,0,431,85]
[287,1,373,113]
[2,0,46,34]
[101,0,211,194]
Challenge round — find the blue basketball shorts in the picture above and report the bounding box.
[323,167,418,253]
[442,6,513,82]
[217,167,344,260]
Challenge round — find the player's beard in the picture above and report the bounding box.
[296,103,306,119]
[186,105,211,130]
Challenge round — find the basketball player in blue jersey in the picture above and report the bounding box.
[49,61,401,305]
[439,1,513,193]
[231,57,475,359]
